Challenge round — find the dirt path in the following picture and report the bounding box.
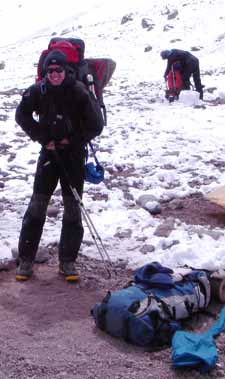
[0,255,224,379]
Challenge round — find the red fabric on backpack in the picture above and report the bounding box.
[48,40,80,64]
[167,62,183,91]
[86,58,116,93]
[48,37,85,60]
[36,41,81,83]
[167,71,183,91]
[86,58,116,104]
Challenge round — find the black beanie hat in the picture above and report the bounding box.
[44,50,67,70]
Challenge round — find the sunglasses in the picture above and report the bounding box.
[47,67,65,74]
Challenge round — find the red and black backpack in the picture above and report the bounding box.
[36,37,116,125]
[165,61,183,102]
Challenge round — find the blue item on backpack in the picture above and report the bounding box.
[173,62,182,71]
[85,162,104,184]
[172,305,225,372]
[134,262,174,289]
[85,142,104,184]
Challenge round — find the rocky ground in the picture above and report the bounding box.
[0,194,225,379]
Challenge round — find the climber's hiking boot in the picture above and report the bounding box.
[16,260,33,281]
[59,262,80,283]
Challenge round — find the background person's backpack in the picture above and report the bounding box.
[36,37,116,125]
[165,61,183,103]
[91,262,211,349]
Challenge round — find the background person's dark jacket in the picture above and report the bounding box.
[164,49,199,78]
[15,80,104,149]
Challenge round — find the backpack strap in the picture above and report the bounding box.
[40,79,47,95]
[88,142,101,167]
[91,291,111,330]
[122,315,132,343]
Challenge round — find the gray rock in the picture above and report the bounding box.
[163,24,174,32]
[47,206,60,218]
[0,114,8,121]
[193,104,206,109]
[216,33,225,42]
[144,45,152,52]
[137,194,158,208]
[141,18,155,30]
[161,163,176,170]
[204,69,214,76]
[144,201,161,215]
[187,226,224,241]
[35,247,51,263]
[7,153,16,162]
[12,246,51,263]
[114,229,132,239]
[190,46,202,51]
[161,239,180,250]
[207,87,217,94]
[0,258,15,270]
[11,248,18,259]
[136,236,148,242]
[154,218,175,237]
[115,259,128,269]
[0,61,5,70]
[170,38,182,43]
[60,28,71,35]
[140,244,155,254]
[161,7,170,15]
[121,13,133,25]
[168,199,184,210]
[167,10,178,19]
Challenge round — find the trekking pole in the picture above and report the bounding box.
[88,141,101,167]
[51,150,114,278]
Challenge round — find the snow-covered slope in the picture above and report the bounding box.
[0,0,225,270]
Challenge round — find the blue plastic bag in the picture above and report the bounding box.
[172,305,225,372]
[85,162,104,184]
[172,331,217,372]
